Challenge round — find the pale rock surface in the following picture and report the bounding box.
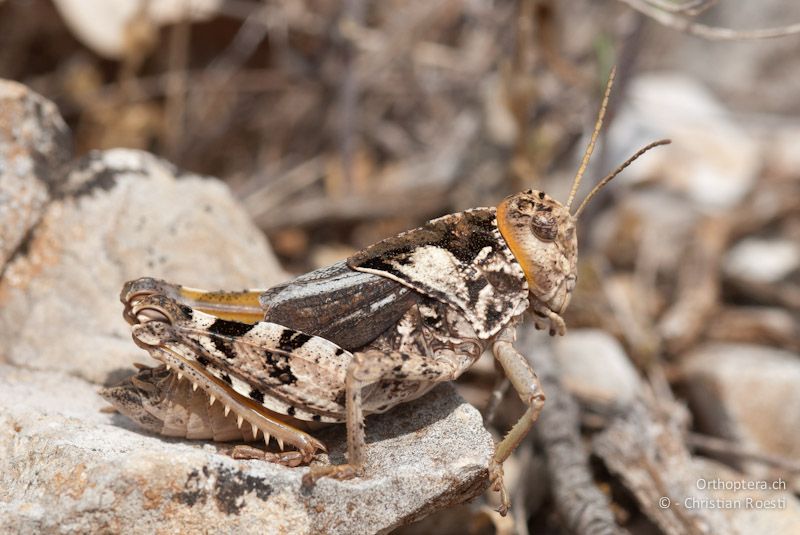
[682,344,800,489]
[692,458,800,535]
[590,190,701,279]
[606,73,760,211]
[552,329,641,409]
[0,79,71,267]
[0,79,493,533]
[0,365,492,535]
[52,0,223,58]
[724,238,800,284]
[0,148,286,385]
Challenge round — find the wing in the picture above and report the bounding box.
[260,260,419,351]
[347,208,529,338]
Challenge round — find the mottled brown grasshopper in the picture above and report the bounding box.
[102,68,668,515]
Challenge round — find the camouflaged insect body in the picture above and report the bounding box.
[348,208,532,337]
[103,189,578,511]
[101,61,667,514]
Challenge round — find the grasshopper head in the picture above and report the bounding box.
[494,67,669,334]
[496,191,577,325]
[495,136,669,334]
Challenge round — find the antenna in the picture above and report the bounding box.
[564,66,616,211]
[573,139,671,219]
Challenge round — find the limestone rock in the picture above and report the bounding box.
[552,329,642,409]
[52,0,223,59]
[0,79,492,533]
[724,238,800,284]
[682,344,800,488]
[0,365,492,535]
[607,73,760,211]
[0,79,71,268]
[692,458,800,535]
[0,149,286,384]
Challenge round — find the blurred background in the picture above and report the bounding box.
[2,1,799,533]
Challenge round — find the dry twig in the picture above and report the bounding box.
[619,0,800,40]
[658,216,732,355]
[593,393,733,535]
[687,432,800,476]
[521,327,624,535]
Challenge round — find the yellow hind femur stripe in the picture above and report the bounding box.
[178,287,266,324]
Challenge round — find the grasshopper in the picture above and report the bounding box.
[101,68,668,514]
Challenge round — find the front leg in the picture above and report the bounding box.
[302,349,460,486]
[531,300,566,336]
[490,328,547,516]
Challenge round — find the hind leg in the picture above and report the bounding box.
[231,445,307,467]
[121,277,267,324]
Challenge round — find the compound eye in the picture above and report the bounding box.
[531,214,557,242]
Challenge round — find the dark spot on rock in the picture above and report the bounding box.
[3,223,36,268]
[60,153,150,199]
[213,467,273,515]
[66,168,119,198]
[175,469,207,507]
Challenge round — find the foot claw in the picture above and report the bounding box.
[489,459,510,516]
[301,465,363,489]
[231,445,310,467]
[231,445,265,460]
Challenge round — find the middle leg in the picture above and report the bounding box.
[489,326,547,515]
[302,348,462,486]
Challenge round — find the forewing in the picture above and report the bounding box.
[260,260,418,351]
[347,208,529,338]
